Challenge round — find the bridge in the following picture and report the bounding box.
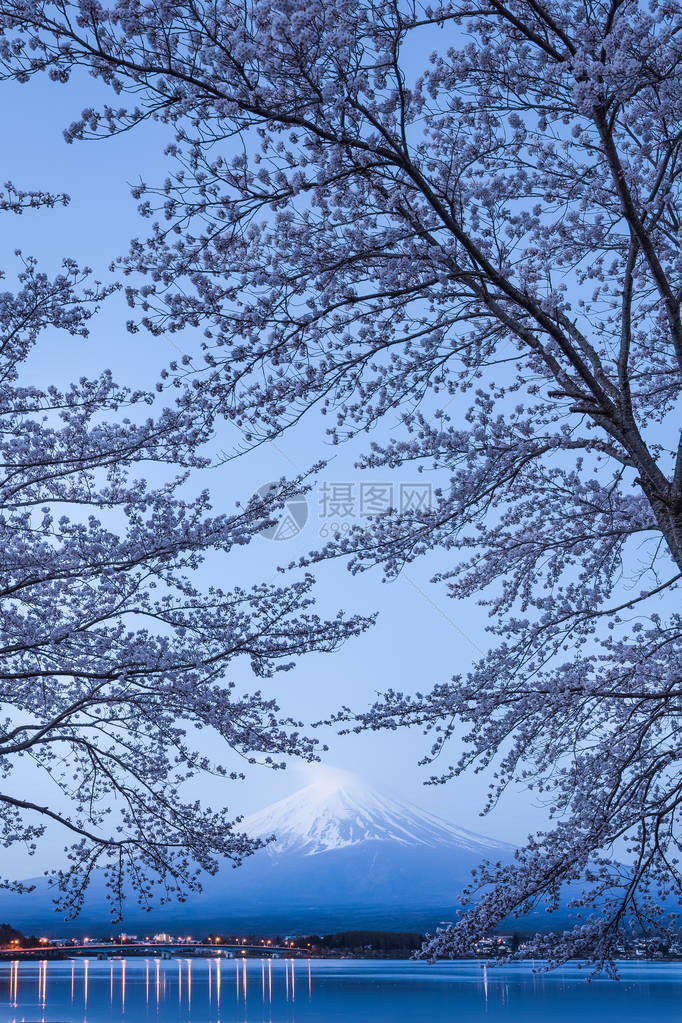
[0,940,308,961]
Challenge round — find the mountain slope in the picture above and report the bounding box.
[0,773,516,933]
[243,774,508,856]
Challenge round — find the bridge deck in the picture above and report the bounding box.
[0,942,303,961]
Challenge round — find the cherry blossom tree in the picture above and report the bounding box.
[2,0,682,964]
[0,198,368,920]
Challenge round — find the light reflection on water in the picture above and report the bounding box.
[1,957,682,1022]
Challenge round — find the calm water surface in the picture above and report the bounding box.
[0,957,680,1023]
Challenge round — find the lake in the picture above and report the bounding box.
[0,957,681,1022]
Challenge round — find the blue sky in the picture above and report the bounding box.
[1,69,549,878]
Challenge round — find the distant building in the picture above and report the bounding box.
[153,934,172,943]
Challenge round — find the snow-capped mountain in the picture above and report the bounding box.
[1,771,517,934]
[243,772,507,856]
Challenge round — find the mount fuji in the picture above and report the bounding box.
[1,772,517,933]
[242,772,508,857]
